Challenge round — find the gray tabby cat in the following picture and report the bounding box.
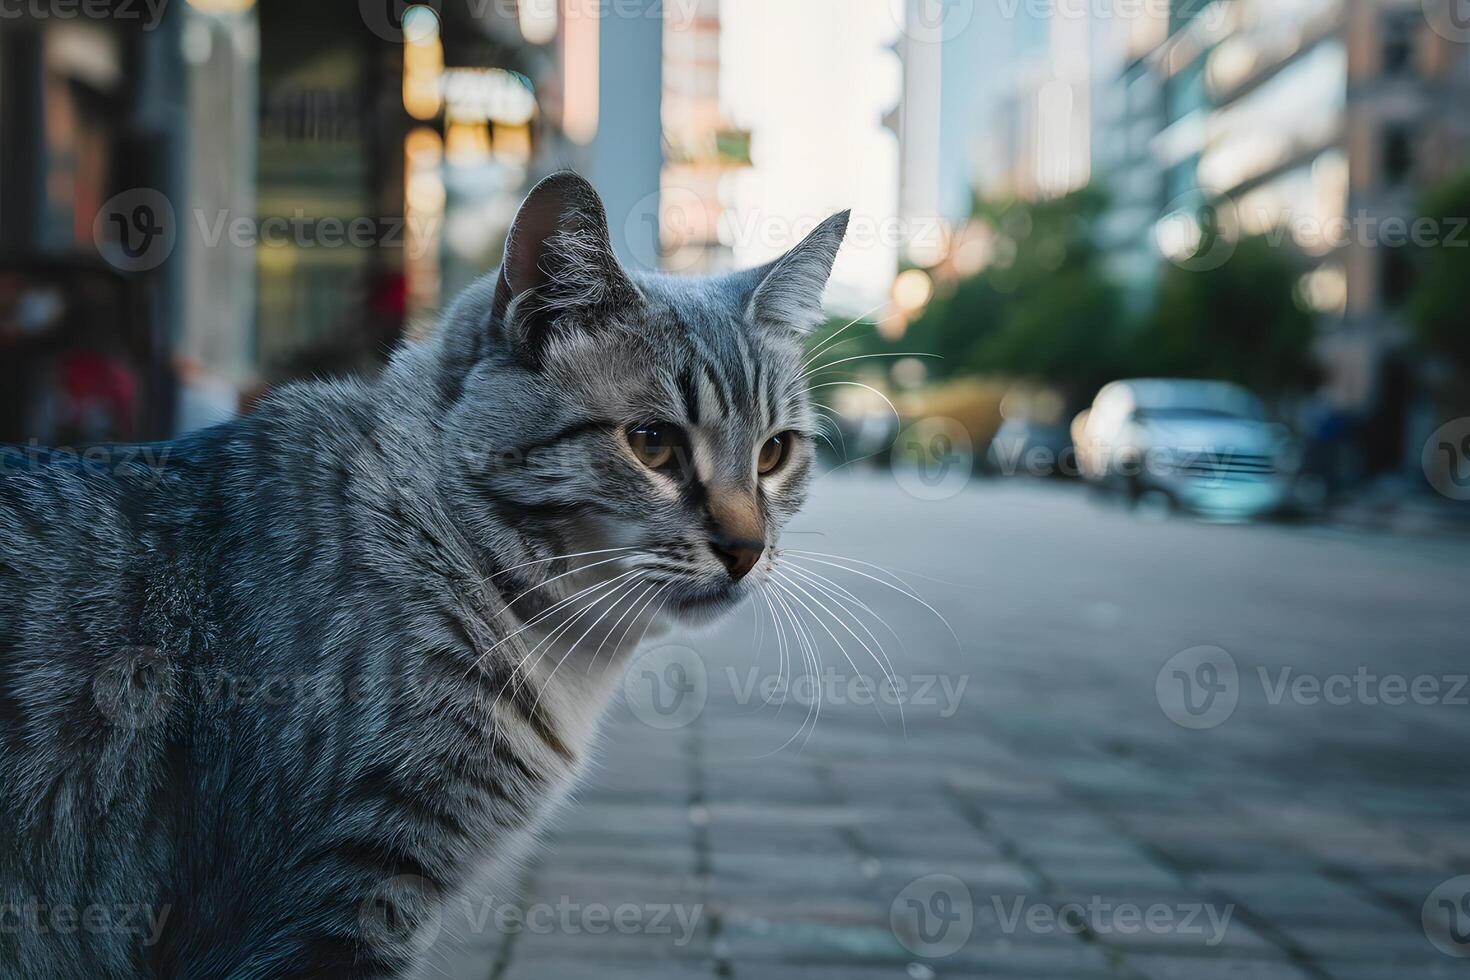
[0,172,848,978]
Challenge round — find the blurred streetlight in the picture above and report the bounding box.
[402,6,443,121]
[892,267,933,312]
[518,0,558,45]
[185,0,255,11]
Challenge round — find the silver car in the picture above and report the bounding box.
[1073,379,1299,518]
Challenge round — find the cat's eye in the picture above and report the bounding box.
[757,432,795,475]
[626,423,684,471]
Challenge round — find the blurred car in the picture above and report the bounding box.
[1073,379,1300,518]
[986,416,1074,477]
[984,383,1074,478]
[0,255,171,446]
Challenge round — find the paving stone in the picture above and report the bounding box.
[1320,960,1470,979]
[486,482,1464,977]
[1039,860,1185,891]
[707,824,855,857]
[709,851,874,885]
[869,857,1041,893]
[924,936,1119,975]
[536,841,699,876]
[1278,924,1447,960]
[728,966,926,980]
[714,917,912,963]
[506,925,712,963]
[1125,954,1316,980]
[502,957,719,980]
[854,830,1004,861]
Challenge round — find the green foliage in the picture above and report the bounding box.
[817,187,1321,401]
[1407,170,1470,373]
[1135,235,1319,395]
[898,188,1128,395]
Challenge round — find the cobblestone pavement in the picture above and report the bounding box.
[487,476,1470,979]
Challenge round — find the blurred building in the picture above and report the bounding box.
[890,1,944,268]
[0,2,200,440]
[657,0,745,274]
[1091,0,1470,473]
[1,0,672,440]
[253,0,554,377]
[969,4,1097,205]
[577,0,664,269]
[720,1,898,313]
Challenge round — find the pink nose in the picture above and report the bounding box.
[710,533,763,580]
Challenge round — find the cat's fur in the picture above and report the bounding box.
[0,173,848,978]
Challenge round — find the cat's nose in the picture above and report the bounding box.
[709,533,763,581]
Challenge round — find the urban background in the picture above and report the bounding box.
[4,0,1470,521]
[3,1,1470,978]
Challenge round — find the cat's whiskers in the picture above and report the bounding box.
[587,580,670,679]
[803,380,899,425]
[770,571,868,686]
[501,551,640,611]
[783,551,959,649]
[809,405,847,459]
[781,563,907,703]
[627,581,678,657]
[781,558,906,641]
[486,546,638,581]
[802,380,903,481]
[527,574,652,721]
[750,584,794,725]
[768,573,899,736]
[758,580,824,755]
[479,567,642,665]
[488,572,641,732]
[800,351,940,381]
[788,548,963,590]
[801,302,890,368]
[782,562,911,668]
[751,589,785,720]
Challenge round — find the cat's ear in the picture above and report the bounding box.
[747,210,850,334]
[491,171,637,361]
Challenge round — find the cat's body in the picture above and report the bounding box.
[0,364,588,977]
[0,174,847,978]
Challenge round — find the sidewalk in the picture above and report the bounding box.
[485,479,1470,979]
[1327,491,1470,538]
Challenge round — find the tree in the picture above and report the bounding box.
[1407,170,1470,375]
[881,188,1129,400]
[1135,235,1319,396]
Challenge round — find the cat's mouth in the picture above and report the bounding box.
[666,576,752,624]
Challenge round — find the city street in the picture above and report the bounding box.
[488,475,1470,979]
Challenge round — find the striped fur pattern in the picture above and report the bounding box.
[0,172,848,978]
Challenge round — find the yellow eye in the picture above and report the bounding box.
[757,432,794,475]
[626,423,681,471]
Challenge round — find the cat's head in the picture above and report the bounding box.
[438,172,848,623]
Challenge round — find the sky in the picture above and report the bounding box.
[718,0,904,314]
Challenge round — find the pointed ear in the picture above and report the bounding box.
[491,171,638,362]
[748,210,850,333]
